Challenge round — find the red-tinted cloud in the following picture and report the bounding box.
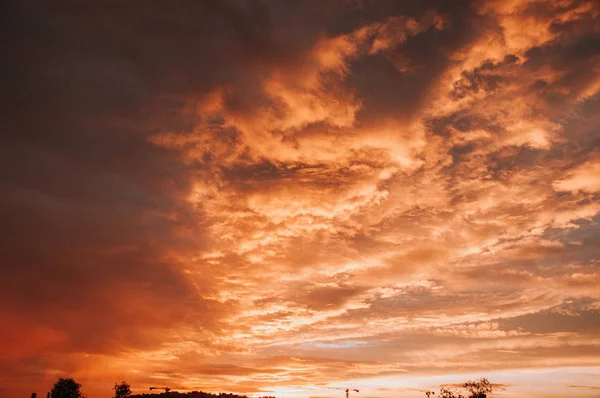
[1,1,600,397]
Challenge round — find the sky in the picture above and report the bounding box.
[1,0,600,397]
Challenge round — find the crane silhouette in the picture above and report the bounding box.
[150,387,171,393]
[327,387,359,398]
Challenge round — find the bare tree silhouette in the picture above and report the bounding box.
[463,378,492,398]
[426,378,493,398]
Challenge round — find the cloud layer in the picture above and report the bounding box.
[2,0,600,397]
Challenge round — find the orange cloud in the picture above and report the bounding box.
[3,0,600,397]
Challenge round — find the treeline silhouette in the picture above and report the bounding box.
[39,376,494,398]
[38,379,269,398]
[130,393,250,398]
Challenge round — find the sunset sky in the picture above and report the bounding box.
[2,0,600,397]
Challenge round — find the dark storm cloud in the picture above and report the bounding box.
[348,0,491,123]
[0,0,284,361]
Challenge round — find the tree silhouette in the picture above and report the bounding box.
[463,378,492,398]
[50,378,85,398]
[438,387,464,398]
[426,378,493,398]
[114,381,132,398]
